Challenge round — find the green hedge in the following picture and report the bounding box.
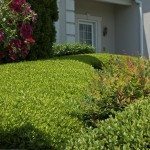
[0,58,97,149]
[63,54,150,127]
[66,97,150,149]
[53,43,95,56]
[0,53,149,149]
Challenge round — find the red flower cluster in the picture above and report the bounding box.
[8,39,29,60]
[0,0,37,62]
[10,0,26,13]
[20,23,33,39]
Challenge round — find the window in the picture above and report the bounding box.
[76,15,102,52]
[79,21,94,46]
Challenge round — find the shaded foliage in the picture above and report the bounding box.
[0,123,55,149]
[27,0,58,59]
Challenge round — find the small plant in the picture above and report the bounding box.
[0,0,37,62]
[53,43,95,56]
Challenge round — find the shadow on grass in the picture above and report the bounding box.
[0,123,55,150]
[53,54,103,70]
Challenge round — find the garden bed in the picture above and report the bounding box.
[0,54,149,149]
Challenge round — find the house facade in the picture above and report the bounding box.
[55,0,150,58]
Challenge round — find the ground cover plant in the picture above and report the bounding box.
[0,53,149,149]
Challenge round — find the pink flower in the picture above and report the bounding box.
[7,39,23,57]
[10,0,26,13]
[24,36,35,44]
[22,3,37,22]
[9,39,23,50]
[7,39,29,60]
[20,23,33,39]
[0,30,5,42]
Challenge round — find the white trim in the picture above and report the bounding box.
[76,14,102,52]
[135,0,144,57]
[65,0,75,43]
[95,0,132,5]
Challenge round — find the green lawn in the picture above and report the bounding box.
[0,54,149,149]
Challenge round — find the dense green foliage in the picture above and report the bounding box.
[0,58,97,149]
[27,0,58,59]
[66,97,150,149]
[0,54,149,149]
[53,43,95,56]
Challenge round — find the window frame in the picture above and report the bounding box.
[76,14,102,52]
[78,21,94,46]
[77,19,98,49]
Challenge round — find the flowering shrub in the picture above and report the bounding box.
[0,0,37,62]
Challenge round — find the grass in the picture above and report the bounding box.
[0,53,149,149]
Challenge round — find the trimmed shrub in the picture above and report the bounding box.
[66,97,150,149]
[27,0,58,59]
[68,54,150,127]
[0,58,97,149]
[0,53,149,149]
[94,56,150,118]
[53,43,96,56]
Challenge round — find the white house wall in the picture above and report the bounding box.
[56,0,76,43]
[75,0,115,53]
[66,0,76,42]
[115,2,140,56]
[56,0,66,43]
[56,0,150,58]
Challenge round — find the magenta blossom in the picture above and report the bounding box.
[8,39,23,52]
[20,23,33,39]
[24,36,35,44]
[0,30,5,42]
[7,39,21,60]
[7,39,29,60]
[1,0,37,62]
[10,0,26,13]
